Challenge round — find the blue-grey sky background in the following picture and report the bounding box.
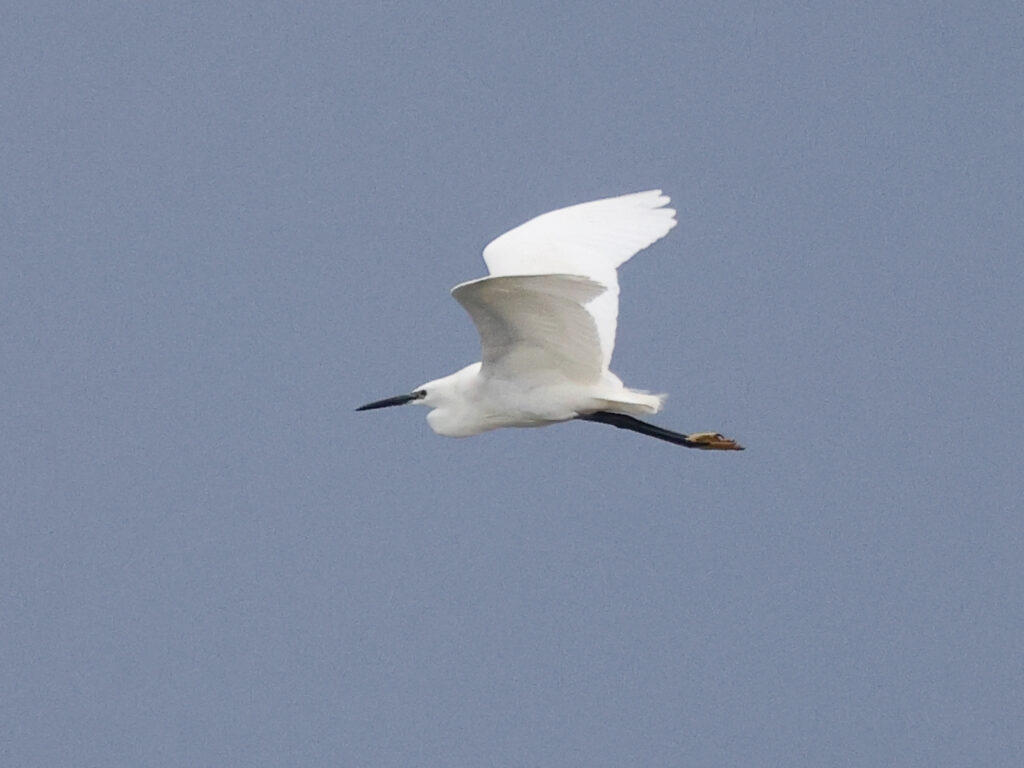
[3,1,1022,765]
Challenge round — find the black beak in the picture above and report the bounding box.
[355,390,425,411]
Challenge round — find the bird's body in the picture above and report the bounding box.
[358,190,743,451]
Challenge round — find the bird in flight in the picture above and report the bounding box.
[357,190,743,450]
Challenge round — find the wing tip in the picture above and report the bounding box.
[630,188,670,206]
[624,189,677,230]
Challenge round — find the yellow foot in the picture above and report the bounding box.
[687,432,745,451]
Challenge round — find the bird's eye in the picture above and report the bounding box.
[413,389,427,399]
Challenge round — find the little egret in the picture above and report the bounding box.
[357,190,743,450]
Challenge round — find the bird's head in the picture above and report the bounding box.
[359,360,484,410]
[356,363,479,414]
[356,364,486,437]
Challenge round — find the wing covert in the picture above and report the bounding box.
[451,275,606,384]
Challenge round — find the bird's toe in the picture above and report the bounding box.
[687,432,744,450]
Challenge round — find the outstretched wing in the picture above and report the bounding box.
[481,190,676,370]
[451,274,606,384]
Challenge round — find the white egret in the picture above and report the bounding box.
[357,190,743,450]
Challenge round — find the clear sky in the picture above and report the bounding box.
[3,1,1022,765]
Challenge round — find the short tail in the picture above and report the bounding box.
[594,389,665,416]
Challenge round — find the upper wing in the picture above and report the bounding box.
[482,190,677,370]
[451,274,606,385]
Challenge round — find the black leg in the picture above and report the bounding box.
[576,411,743,450]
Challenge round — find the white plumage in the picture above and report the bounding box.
[357,190,743,451]
[481,189,677,371]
